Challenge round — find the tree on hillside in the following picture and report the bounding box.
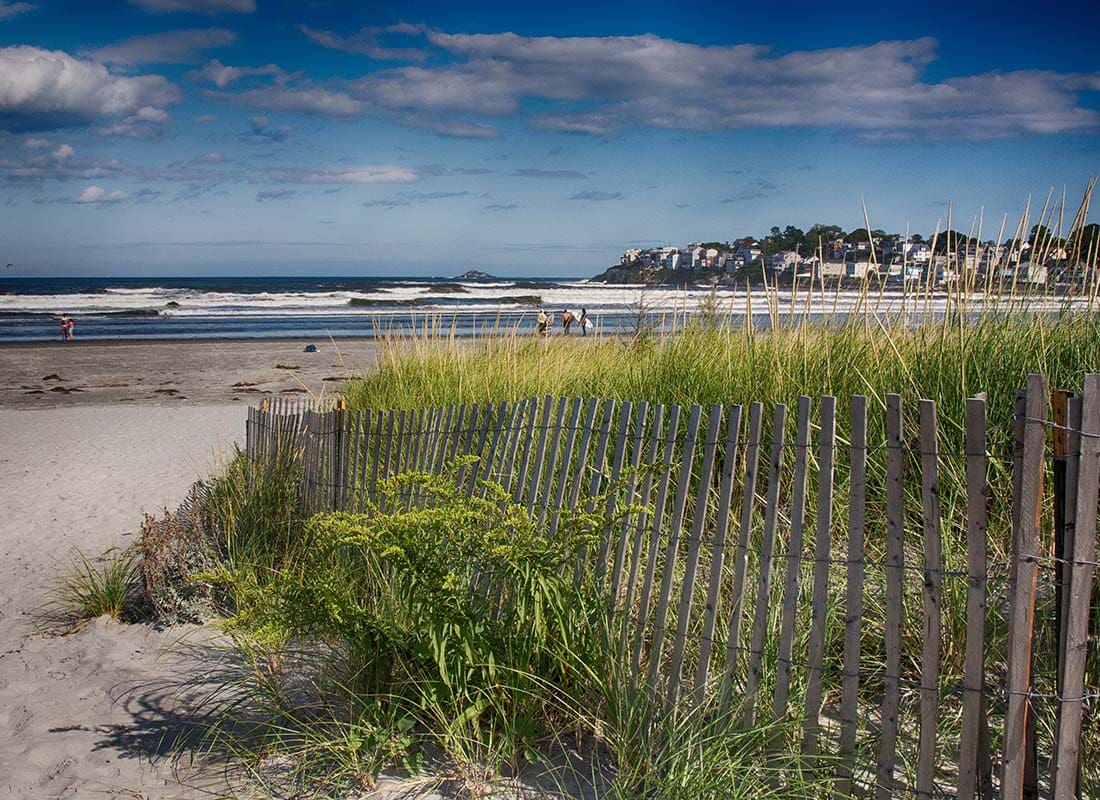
[801,224,846,257]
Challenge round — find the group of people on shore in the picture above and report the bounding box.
[59,314,75,341]
[536,308,589,336]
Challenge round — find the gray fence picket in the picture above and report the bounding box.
[511,399,540,503]
[667,404,722,708]
[693,403,742,706]
[610,402,650,611]
[645,404,702,695]
[525,396,555,515]
[1051,374,1100,799]
[631,405,681,685]
[574,399,617,583]
[537,398,569,527]
[958,396,989,800]
[876,393,905,800]
[802,395,836,755]
[836,395,868,798]
[548,398,586,538]
[741,403,787,726]
[721,401,763,700]
[596,401,634,587]
[621,404,665,623]
[917,399,944,799]
[1003,375,1046,800]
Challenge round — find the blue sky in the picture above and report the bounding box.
[1,0,1098,277]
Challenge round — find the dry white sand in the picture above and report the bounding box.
[0,405,242,799]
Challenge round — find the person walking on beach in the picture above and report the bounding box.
[579,308,589,336]
[59,314,70,341]
[562,309,575,333]
[536,309,549,336]
[66,316,75,340]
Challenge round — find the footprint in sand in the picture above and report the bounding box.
[10,704,32,734]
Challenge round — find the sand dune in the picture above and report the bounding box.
[0,405,242,798]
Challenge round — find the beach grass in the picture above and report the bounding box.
[58,548,140,622]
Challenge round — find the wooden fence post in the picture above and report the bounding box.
[1003,374,1046,800]
[1051,374,1100,800]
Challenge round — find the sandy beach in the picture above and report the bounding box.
[0,338,382,410]
[0,340,380,797]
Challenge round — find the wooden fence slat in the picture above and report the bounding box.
[380,408,396,490]
[645,404,702,694]
[667,404,721,708]
[497,401,526,492]
[347,409,363,510]
[478,402,510,492]
[610,401,650,608]
[1003,374,1046,800]
[560,397,600,535]
[1057,394,1082,690]
[575,399,617,583]
[622,404,665,624]
[693,403,742,706]
[802,395,836,755]
[547,398,585,537]
[958,395,989,800]
[430,405,454,476]
[741,402,787,726]
[465,404,493,496]
[596,401,634,587]
[720,401,764,700]
[1051,374,1100,800]
[357,409,372,511]
[836,395,868,798]
[525,396,555,514]
[773,396,813,722]
[917,398,944,799]
[537,398,569,527]
[875,393,905,800]
[511,399,540,503]
[631,405,681,684]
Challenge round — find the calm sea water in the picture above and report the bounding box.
[0,275,1075,342]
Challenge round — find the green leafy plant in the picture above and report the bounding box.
[58,547,140,622]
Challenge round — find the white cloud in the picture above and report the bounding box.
[52,143,73,159]
[188,58,283,88]
[0,46,178,132]
[97,105,172,137]
[87,28,236,65]
[75,185,128,203]
[300,23,429,62]
[129,0,254,13]
[23,136,49,148]
[192,151,223,164]
[195,113,217,123]
[295,165,418,184]
[0,1,35,21]
[215,29,1100,140]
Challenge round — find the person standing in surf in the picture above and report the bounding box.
[579,308,589,336]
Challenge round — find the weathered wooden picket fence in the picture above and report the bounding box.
[245,375,1099,800]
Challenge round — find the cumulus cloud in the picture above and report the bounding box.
[485,203,518,211]
[191,151,224,164]
[569,190,621,201]
[188,58,284,88]
[194,113,217,123]
[87,28,236,65]
[75,185,128,203]
[0,46,178,132]
[129,0,254,13]
[52,143,73,159]
[97,105,171,138]
[0,1,35,20]
[209,29,1100,140]
[721,179,779,204]
[23,137,49,148]
[246,115,291,142]
[292,165,418,184]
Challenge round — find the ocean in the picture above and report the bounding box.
[0,275,1078,342]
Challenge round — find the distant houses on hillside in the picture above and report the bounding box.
[604,231,1090,289]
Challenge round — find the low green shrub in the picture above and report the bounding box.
[58,548,141,622]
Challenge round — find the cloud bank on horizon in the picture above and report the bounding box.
[0,0,1097,275]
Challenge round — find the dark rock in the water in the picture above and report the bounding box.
[425,283,469,294]
[165,301,180,307]
[454,270,496,281]
[348,297,425,307]
[500,294,542,305]
[103,309,159,317]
